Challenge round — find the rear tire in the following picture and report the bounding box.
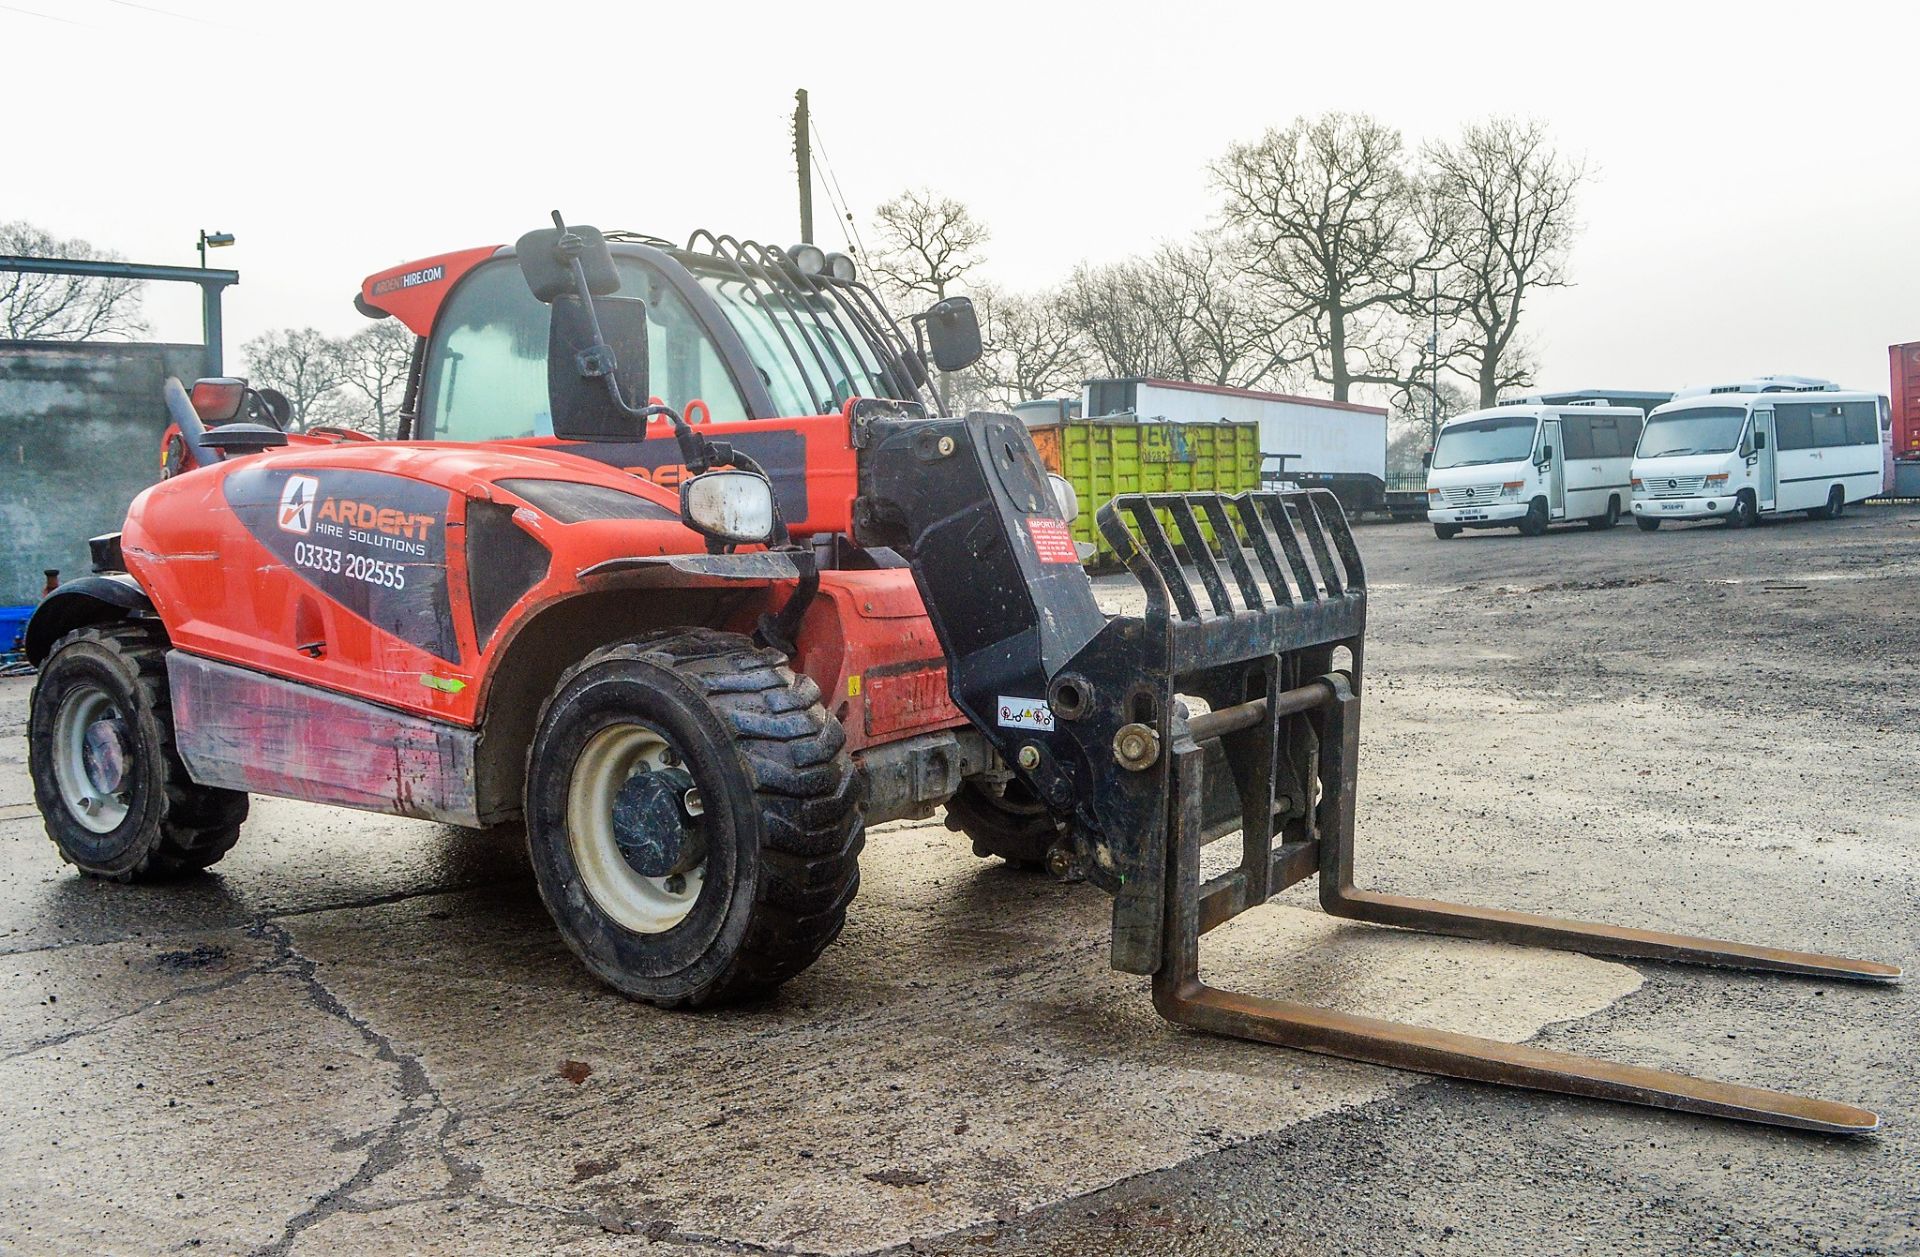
[1587,498,1620,530]
[28,624,248,881]
[524,629,862,1007]
[945,778,1063,870]
[1636,517,1661,532]
[1432,522,1460,540]
[1727,491,1756,529]
[1810,486,1845,520]
[1518,498,1549,537]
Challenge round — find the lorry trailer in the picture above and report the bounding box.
[1082,378,1389,515]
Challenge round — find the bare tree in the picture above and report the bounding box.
[335,321,416,438]
[0,221,148,341]
[1151,232,1300,389]
[1212,113,1429,402]
[966,284,1090,408]
[868,188,989,304]
[1057,258,1182,382]
[1423,118,1584,406]
[243,327,348,432]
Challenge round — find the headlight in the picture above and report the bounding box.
[681,469,774,544]
[1500,481,1525,500]
[824,251,857,283]
[786,243,827,277]
[1047,473,1080,523]
[1631,477,1643,491]
[1703,474,1730,493]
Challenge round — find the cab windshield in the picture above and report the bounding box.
[694,270,891,417]
[1638,407,1746,458]
[1431,415,1539,469]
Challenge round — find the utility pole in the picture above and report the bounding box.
[793,89,814,245]
[1427,270,1441,451]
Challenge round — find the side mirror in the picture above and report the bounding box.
[516,218,653,442]
[1539,445,1554,464]
[1753,431,1767,450]
[255,387,292,430]
[546,295,651,441]
[1421,450,1432,469]
[516,223,620,303]
[920,296,982,372]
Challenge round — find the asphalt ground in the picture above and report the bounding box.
[3,502,1916,1255]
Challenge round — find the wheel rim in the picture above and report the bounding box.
[566,723,707,933]
[51,683,132,834]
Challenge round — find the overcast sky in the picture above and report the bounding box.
[9,0,1916,402]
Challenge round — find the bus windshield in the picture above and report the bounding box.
[1638,407,1746,458]
[1431,415,1539,468]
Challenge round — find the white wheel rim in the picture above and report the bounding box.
[566,724,706,933]
[52,683,130,834]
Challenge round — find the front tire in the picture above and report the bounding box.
[525,629,862,1007]
[28,625,247,880]
[1432,522,1461,540]
[1636,516,1661,532]
[1727,491,1757,529]
[1518,498,1549,537]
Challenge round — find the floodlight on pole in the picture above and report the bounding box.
[197,229,235,269]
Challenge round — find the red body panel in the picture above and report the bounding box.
[359,246,502,336]
[125,435,958,751]
[1891,342,1920,462]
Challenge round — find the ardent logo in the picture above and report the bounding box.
[278,475,318,534]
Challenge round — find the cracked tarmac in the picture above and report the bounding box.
[2,507,1917,1254]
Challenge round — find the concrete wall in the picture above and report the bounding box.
[0,340,211,605]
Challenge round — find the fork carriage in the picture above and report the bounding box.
[1070,486,1896,1134]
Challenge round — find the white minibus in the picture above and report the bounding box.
[1426,403,1642,539]
[1629,390,1885,530]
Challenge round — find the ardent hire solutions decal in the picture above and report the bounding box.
[224,466,460,662]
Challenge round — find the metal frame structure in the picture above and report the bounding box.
[0,256,239,372]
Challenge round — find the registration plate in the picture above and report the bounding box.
[1661,502,1684,511]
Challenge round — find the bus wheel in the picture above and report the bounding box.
[1432,523,1460,540]
[1517,499,1548,537]
[1815,486,1845,520]
[1726,492,1756,529]
[1635,516,1661,532]
[1587,498,1619,530]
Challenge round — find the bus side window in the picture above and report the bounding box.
[1811,405,1849,447]
[1844,401,1878,445]
[1561,415,1595,460]
[1775,404,1814,450]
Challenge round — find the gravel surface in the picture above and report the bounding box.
[2,503,1915,1255]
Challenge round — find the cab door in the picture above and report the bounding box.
[1750,408,1777,512]
[1540,418,1566,518]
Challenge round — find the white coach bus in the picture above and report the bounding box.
[1630,387,1885,530]
[1426,403,1642,539]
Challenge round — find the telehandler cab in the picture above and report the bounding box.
[25,216,1899,1133]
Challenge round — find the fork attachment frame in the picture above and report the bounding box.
[1087,487,1899,1135]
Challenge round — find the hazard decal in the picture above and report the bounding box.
[224,466,460,662]
[1026,516,1079,564]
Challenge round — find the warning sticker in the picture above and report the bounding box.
[1026,516,1079,564]
[996,696,1055,732]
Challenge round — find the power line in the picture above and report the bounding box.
[0,3,88,24]
[808,117,867,260]
[100,0,219,23]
